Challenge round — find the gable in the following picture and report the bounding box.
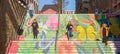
[43,9,57,14]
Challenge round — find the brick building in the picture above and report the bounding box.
[75,0,96,13]
[75,0,120,14]
[41,5,58,14]
[92,0,119,14]
[110,0,120,16]
[0,0,38,54]
[90,0,120,15]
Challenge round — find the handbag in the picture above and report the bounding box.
[72,27,74,32]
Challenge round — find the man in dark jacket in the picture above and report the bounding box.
[32,19,39,39]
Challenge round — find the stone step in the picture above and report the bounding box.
[8,41,120,54]
[17,48,113,53]
[18,46,120,48]
[16,41,120,44]
[16,52,113,53]
[19,44,120,47]
[17,48,114,50]
[16,51,113,53]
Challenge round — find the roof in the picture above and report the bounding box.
[41,4,58,12]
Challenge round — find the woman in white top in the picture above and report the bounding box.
[28,0,34,18]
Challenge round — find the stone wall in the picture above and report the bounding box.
[0,0,27,54]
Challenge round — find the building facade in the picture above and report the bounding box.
[75,0,120,14]
[90,0,120,15]
[42,9,58,14]
[75,0,95,13]
[110,0,120,16]
[0,0,38,54]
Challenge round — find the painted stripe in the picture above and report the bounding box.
[74,42,85,54]
[98,42,106,54]
[44,37,55,49]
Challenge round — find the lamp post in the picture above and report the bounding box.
[55,0,63,54]
[95,0,99,14]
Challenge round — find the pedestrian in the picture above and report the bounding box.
[28,0,34,18]
[66,21,73,41]
[100,23,109,46]
[32,19,39,39]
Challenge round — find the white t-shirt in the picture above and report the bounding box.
[28,3,34,10]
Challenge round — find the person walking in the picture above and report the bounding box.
[32,19,39,39]
[100,23,109,46]
[28,0,34,18]
[66,21,73,41]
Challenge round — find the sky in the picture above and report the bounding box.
[38,0,76,11]
[38,0,55,10]
[63,0,76,11]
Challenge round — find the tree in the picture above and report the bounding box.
[75,0,82,13]
[53,0,68,14]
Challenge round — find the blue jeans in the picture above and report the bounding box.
[29,10,33,18]
[68,30,72,40]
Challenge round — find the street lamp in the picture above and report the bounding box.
[95,0,99,14]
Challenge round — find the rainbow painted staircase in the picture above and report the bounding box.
[6,14,120,54]
[7,38,120,54]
